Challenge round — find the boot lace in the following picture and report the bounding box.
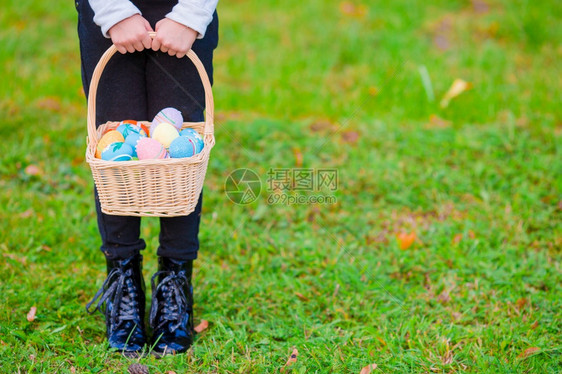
[149,271,189,333]
[86,267,140,332]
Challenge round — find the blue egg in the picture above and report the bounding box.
[101,142,134,161]
[124,132,145,157]
[169,136,196,158]
[116,123,146,138]
[179,128,204,154]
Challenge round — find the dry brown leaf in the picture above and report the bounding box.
[341,130,360,144]
[24,165,42,176]
[518,347,540,359]
[440,79,472,108]
[293,147,303,167]
[359,363,378,374]
[310,120,336,132]
[281,348,298,372]
[27,306,37,322]
[35,97,62,112]
[425,114,451,129]
[295,293,309,302]
[452,233,463,245]
[19,209,34,218]
[516,298,527,310]
[437,290,451,303]
[339,2,368,18]
[530,321,539,330]
[194,319,209,333]
[3,253,27,265]
[396,232,416,250]
[471,0,489,13]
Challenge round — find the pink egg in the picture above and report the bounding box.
[136,138,168,160]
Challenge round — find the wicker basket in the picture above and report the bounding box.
[85,39,215,217]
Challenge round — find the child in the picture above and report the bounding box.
[77,0,219,357]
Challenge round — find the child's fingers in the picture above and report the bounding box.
[142,35,152,50]
[125,43,136,53]
[115,45,127,54]
[133,40,144,52]
[167,49,177,57]
[151,37,161,51]
[160,45,169,53]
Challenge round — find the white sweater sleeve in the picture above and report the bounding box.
[88,0,142,38]
[166,0,219,39]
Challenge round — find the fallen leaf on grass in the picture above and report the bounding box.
[24,165,42,176]
[3,253,27,265]
[27,306,37,322]
[440,79,472,108]
[359,363,378,373]
[425,114,451,129]
[396,232,416,250]
[452,233,463,244]
[518,347,540,359]
[471,0,490,13]
[516,298,527,310]
[295,292,309,302]
[309,120,336,133]
[293,147,303,167]
[35,97,62,112]
[341,130,360,144]
[281,348,298,372]
[339,2,368,18]
[19,209,34,218]
[437,290,451,303]
[194,319,209,333]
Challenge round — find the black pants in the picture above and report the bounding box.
[76,0,218,260]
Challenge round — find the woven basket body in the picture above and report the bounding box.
[86,38,215,217]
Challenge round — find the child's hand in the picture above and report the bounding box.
[151,18,198,58]
[108,14,154,54]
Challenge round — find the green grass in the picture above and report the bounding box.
[1,0,561,372]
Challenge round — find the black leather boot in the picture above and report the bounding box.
[149,257,194,356]
[86,254,147,357]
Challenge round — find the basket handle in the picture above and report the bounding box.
[87,32,215,141]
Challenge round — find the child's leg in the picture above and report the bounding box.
[77,0,148,260]
[145,12,218,261]
[77,0,149,355]
[143,11,218,356]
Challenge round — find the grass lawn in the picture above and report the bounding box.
[0,0,561,372]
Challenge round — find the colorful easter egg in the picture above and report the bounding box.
[101,142,134,161]
[136,138,168,160]
[139,122,151,137]
[179,128,204,154]
[169,136,197,158]
[96,130,125,158]
[151,122,179,148]
[124,132,145,157]
[116,122,147,138]
[151,107,183,132]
